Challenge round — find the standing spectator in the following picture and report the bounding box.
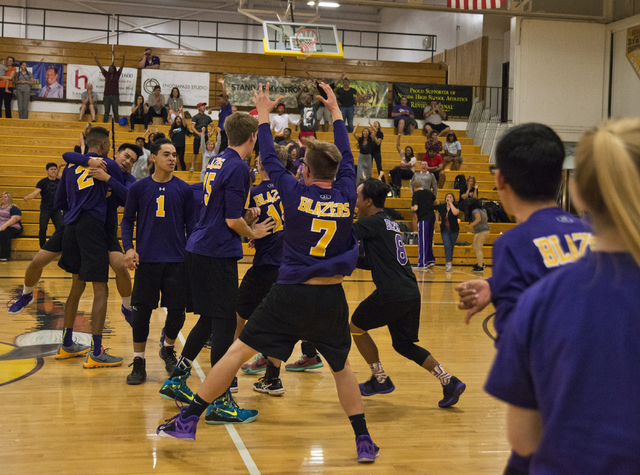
[368,120,385,181]
[146,85,168,125]
[425,130,443,154]
[410,160,437,196]
[78,83,97,122]
[410,180,438,269]
[0,58,8,97]
[335,77,363,133]
[297,86,318,139]
[37,65,62,99]
[271,104,298,144]
[169,116,191,171]
[23,163,63,248]
[423,99,450,137]
[353,125,373,186]
[93,52,125,124]
[0,56,16,117]
[305,70,345,132]
[189,102,213,172]
[139,48,160,69]
[208,78,232,153]
[442,132,462,171]
[129,94,149,132]
[466,199,490,272]
[131,136,151,181]
[167,87,184,124]
[436,193,460,272]
[423,146,446,189]
[14,61,34,119]
[200,140,215,183]
[392,97,416,136]
[389,135,417,197]
[0,192,23,262]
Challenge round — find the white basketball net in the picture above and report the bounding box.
[296,30,318,56]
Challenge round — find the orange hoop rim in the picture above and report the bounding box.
[295,29,318,54]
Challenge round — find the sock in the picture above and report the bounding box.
[431,364,451,386]
[177,355,192,371]
[265,360,281,381]
[122,295,131,309]
[62,327,74,347]
[301,341,317,359]
[163,339,174,348]
[183,394,211,419]
[92,335,103,356]
[23,285,34,295]
[369,361,387,384]
[134,352,145,359]
[348,413,369,438]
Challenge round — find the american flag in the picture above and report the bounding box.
[448,0,505,9]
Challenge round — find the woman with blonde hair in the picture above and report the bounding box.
[0,191,23,261]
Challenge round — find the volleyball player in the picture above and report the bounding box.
[351,178,465,407]
[456,123,592,474]
[157,83,380,464]
[121,138,195,384]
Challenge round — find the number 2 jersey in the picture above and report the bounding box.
[247,179,284,267]
[258,120,358,284]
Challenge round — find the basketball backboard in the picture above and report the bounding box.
[262,21,343,58]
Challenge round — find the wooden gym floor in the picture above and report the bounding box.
[0,259,507,474]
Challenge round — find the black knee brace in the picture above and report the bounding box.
[164,308,186,341]
[132,304,153,343]
[392,338,431,366]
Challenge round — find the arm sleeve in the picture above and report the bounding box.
[288,114,300,126]
[332,119,356,193]
[352,216,379,240]
[224,164,251,220]
[62,152,91,167]
[108,174,130,205]
[258,123,300,200]
[120,185,138,252]
[412,193,419,207]
[9,207,22,218]
[356,254,371,270]
[183,184,196,238]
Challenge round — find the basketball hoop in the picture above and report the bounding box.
[295,29,318,57]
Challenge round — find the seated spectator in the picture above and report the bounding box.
[423,146,446,189]
[37,64,62,99]
[389,135,417,197]
[23,163,63,248]
[169,116,191,171]
[297,86,318,139]
[190,102,213,172]
[75,123,92,154]
[271,103,299,143]
[442,132,462,171]
[466,198,490,272]
[0,192,23,262]
[200,140,216,182]
[425,130,443,154]
[280,128,297,150]
[459,175,479,209]
[410,160,437,195]
[78,83,97,122]
[131,136,151,180]
[392,97,417,136]
[353,125,373,186]
[14,61,34,119]
[129,94,149,132]
[167,87,184,124]
[146,85,168,125]
[436,193,460,272]
[139,48,160,69]
[94,52,125,123]
[423,99,450,137]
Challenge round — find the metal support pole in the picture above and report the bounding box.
[178,19,181,49]
[43,9,46,40]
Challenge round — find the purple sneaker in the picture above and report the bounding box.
[8,291,34,315]
[438,376,466,408]
[359,375,395,396]
[120,305,133,327]
[157,408,199,441]
[159,328,166,347]
[356,435,379,463]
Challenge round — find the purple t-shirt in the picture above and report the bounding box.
[247,179,284,267]
[258,120,358,284]
[392,104,412,118]
[218,102,233,132]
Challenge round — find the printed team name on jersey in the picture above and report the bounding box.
[533,232,594,268]
[384,219,401,233]
[207,156,225,170]
[253,189,281,207]
[297,196,350,218]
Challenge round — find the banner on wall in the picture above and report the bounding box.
[140,69,209,107]
[23,62,64,98]
[626,26,640,81]
[224,73,388,119]
[392,83,473,120]
[66,64,138,103]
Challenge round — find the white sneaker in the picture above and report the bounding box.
[445,264,453,272]
[189,167,194,172]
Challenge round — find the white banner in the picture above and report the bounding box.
[141,69,210,107]
[65,64,138,103]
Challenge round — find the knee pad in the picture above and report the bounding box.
[164,308,186,340]
[132,304,153,343]
[392,339,430,366]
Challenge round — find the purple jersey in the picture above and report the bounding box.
[190,182,204,223]
[61,152,124,225]
[218,102,232,132]
[121,176,195,263]
[186,147,250,258]
[485,251,640,474]
[392,104,412,118]
[247,179,284,267]
[258,120,358,284]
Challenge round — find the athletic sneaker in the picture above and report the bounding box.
[356,435,380,463]
[54,342,91,360]
[438,376,466,408]
[426,262,435,268]
[83,349,124,368]
[285,354,324,372]
[120,305,133,326]
[126,357,147,385]
[230,376,238,393]
[253,377,285,396]
[472,265,484,272]
[159,345,178,373]
[205,389,259,424]
[159,367,194,404]
[241,353,267,374]
[157,407,199,441]
[359,375,395,396]
[7,291,34,315]
[445,264,453,272]
[159,329,165,347]
[204,335,212,349]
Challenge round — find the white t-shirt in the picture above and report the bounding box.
[424,106,443,125]
[399,150,417,172]
[444,141,461,154]
[270,114,299,135]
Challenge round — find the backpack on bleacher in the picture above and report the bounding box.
[483,201,511,223]
[453,174,466,190]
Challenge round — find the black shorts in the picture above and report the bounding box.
[351,291,421,343]
[426,122,449,133]
[105,223,123,253]
[193,135,208,155]
[58,212,109,282]
[131,261,186,309]
[187,252,238,318]
[236,264,279,320]
[42,223,65,253]
[239,283,351,372]
[433,170,441,181]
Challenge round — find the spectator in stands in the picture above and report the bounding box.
[423,146,446,189]
[0,57,16,117]
[169,116,191,171]
[389,135,417,197]
[442,132,462,171]
[129,94,149,132]
[305,70,345,132]
[425,130,443,154]
[335,77,363,133]
[353,125,373,185]
[14,61,34,119]
[0,58,8,95]
[369,120,385,181]
[208,77,232,153]
[146,85,168,125]
[75,123,92,154]
[200,140,215,182]
[297,85,318,139]
[78,83,97,122]
[271,103,299,144]
[139,48,160,69]
[289,146,302,173]
[37,64,62,99]
[0,192,23,262]
[280,128,298,150]
[190,102,213,172]
[23,163,63,248]
[466,198,490,272]
[411,160,437,195]
[436,193,460,272]
[93,52,125,123]
[167,87,184,124]
[392,96,416,136]
[131,136,151,180]
[410,180,439,269]
[423,99,450,137]
[459,175,479,217]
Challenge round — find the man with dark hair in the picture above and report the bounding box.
[423,146,445,189]
[271,103,298,144]
[189,102,213,172]
[131,136,151,180]
[351,178,465,406]
[208,77,232,153]
[456,123,592,475]
[139,48,160,69]
[147,85,168,125]
[93,51,125,123]
[305,70,345,132]
[297,85,318,139]
[335,77,364,133]
[23,163,63,248]
[38,65,62,98]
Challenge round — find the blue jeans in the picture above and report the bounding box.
[440,227,458,263]
[340,106,355,132]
